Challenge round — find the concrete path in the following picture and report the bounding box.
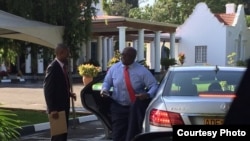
[0,81,89,113]
[0,81,112,141]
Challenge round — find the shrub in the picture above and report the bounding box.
[0,109,22,141]
[160,58,177,70]
[77,64,101,77]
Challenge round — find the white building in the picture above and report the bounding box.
[176,2,250,66]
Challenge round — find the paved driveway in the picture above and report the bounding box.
[19,120,112,141]
[0,81,112,141]
[0,81,88,113]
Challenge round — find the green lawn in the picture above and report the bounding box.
[9,109,48,126]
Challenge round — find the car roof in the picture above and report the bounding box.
[168,65,246,71]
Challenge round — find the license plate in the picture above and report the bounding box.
[204,118,224,125]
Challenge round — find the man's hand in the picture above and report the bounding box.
[135,93,150,100]
[70,92,77,101]
[50,111,59,119]
[100,90,110,97]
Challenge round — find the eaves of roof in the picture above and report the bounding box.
[91,15,179,37]
[214,13,236,26]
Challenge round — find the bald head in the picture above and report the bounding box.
[55,43,69,63]
[121,47,137,66]
[55,43,68,54]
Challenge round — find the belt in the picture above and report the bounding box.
[112,100,130,108]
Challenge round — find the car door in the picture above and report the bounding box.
[80,73,112,139]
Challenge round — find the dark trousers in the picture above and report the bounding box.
[111,99,151,141]
[51,133,67,141]
[51,109,69,141]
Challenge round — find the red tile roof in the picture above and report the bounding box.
[214,13,236,26]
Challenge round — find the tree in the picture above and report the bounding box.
[0,0,99,73]
[0,1,99,138]
[126,0,139,8]
[104,1,133,17]
[0,0,98,43]
[129,5,153,20]
[129,0,243,24]
[103,0,134,17]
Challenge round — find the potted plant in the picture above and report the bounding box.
[77,63,101,86]
[178,53,185,65]
[107,50,121,68]
[16,70,23,78]
[160,58,177,70]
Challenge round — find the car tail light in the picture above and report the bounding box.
[149,108,184,127]
[199,93,236,98]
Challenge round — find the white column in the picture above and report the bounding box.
[70,58,73,72]
[110,37,114,58]
[170,33,176,58]
[103,37,108,71]
[117,26,127,52]
[155,31,161,73]
[133,40,138,51]
[150,41,155,69]
[138,29,145,61]
[97,36,103,70]
[77,42,86,65]
[133,40,138,61]
[82,42,87,61]
[37,48,44,74]
[146,43,151,68]
[86,40,91,61]
[108,37,114,61]
[25,47,32,74]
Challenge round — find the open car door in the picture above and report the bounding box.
[80,73,112,139]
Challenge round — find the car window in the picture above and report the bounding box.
[165,70,244,97]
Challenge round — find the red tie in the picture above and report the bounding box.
[124,66,136,103]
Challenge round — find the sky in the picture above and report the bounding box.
[139,0,155,8]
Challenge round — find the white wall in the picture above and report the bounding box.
[177,3,227,66]
[225,4,250,65]
[245,29,250,59]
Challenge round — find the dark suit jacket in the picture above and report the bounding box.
[43,60,70,113]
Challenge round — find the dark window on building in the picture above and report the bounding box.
[195,46,207,63]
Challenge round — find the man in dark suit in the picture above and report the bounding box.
[44,43,76,141]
